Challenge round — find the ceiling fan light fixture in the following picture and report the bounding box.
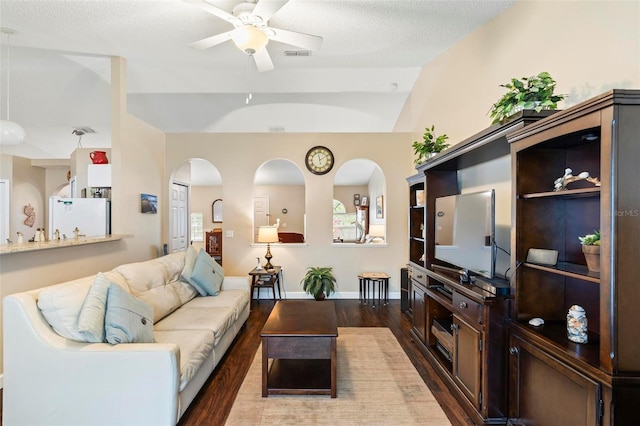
[231,25,268,55]
[0,120,27,145]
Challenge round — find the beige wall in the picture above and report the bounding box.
[396,0,640,142]
[164,133,412,298]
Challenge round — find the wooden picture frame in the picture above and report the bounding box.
[361,196,369,206]
[212,199,223,223]
[376,195,384,219]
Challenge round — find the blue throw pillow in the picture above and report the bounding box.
[190,249,224,296]
[78,272,111,343]
[105,283,155,344]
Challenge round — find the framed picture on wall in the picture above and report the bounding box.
[361,196,369,206]
[141,193,158,214]
[376,195,384,219]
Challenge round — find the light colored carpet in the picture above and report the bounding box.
[225,327,451,425]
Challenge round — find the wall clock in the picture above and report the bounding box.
[305,146,334,175]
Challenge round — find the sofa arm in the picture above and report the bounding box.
[222,276,251,291]
[3,293,181,426]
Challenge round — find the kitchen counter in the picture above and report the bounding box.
[0,234,130,255]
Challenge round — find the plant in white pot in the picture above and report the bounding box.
[412,125,449,164]
[488,71,566,124]
[578,230,600,272]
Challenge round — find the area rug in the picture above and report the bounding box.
[225,327,451,425]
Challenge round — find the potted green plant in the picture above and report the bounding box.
[412,125,449,164]
[578,230,600,272]
[301,267,337,300]
[488,71,566,124]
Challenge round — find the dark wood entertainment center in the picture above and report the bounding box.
[406,89,639,426]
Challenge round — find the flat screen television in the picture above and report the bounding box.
[434,189,495,279]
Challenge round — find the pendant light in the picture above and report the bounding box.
[0,28,26,146]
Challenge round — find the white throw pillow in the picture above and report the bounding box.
[37,277,94,342]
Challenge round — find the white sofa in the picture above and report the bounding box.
[2,250,250,425]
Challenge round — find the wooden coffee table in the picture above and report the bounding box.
[261,300,338,397]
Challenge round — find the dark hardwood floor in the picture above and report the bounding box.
[178,299,474,425]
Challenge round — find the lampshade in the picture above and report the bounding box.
[369,224,385,243]
[369,224,385,237]
[0,120,27,145]
[231,25,269,55]
[257,226,279,243]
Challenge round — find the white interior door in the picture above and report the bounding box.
[253,196,269,241]
[170,183,189,252]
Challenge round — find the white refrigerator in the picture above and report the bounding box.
[48,197,111,240]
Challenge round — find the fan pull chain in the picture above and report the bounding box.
[245,55,252,105]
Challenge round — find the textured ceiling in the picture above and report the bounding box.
[0,0,515,161]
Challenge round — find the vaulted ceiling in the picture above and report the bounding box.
[0,0,515,160]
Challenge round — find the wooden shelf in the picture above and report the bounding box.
[511,321,601,370]
[519,187,600,200]
[523,261,600,283]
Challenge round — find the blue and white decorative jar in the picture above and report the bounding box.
[567,305,588,344]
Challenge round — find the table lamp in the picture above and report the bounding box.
[369,224,386,243]
[257,225,279,269]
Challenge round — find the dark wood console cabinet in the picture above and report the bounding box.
[506,90,640,425]
[205,228,223,265]
[407,111,553,425]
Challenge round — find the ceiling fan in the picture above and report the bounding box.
[183,0,323,72]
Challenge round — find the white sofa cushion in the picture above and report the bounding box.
[183,290,250,321]
[115,252,197,322]
[154,329,214,391]
[155,306,236,346]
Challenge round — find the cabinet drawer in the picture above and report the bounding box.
[453,292,482,326]
[409,268,427,288]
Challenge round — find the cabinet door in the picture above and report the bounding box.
[453,315,482,409]
[411,282,426,343]
[508,333,601,426]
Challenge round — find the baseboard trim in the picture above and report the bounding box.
[261,291,401,300]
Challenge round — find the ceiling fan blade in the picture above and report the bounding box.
[182,0,240,25]
[252,0,289,22]
[188,30,233,50]
[267,27,323,51]
[253,48,274,72]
